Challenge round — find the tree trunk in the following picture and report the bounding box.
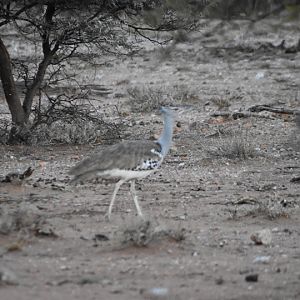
[0,36,25,125]
[0,3,58,144]
[22,3,57,120]
[23,55,53,120]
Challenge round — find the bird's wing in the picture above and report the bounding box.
[69,140,162,177]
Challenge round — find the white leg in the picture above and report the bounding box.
[106,179,125,221]
[130,180,144,219]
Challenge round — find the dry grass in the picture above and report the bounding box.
[127,85,198,112]
[210,90,244,111]
[120,219,187,247]
[206,129,257,160]
[127,87,166,112]
[0,205,44,235]
[0,92,123,145]
[156,45,174,61]
[255,199,291,219]
[28,119,121,145]
[127,86,167,113]
[0,119,10,144]
[121,220,156,247]
[0,113,122,145]
[173,30,190,44]
[172,85,199,103]
[210,96,231,110]
[227,196,295,220]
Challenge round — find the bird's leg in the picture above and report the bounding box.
[106,179,125,221]
[130,180,144,219]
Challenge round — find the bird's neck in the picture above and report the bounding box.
[158,113,174,156]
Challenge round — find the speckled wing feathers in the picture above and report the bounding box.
[69,141,162,181]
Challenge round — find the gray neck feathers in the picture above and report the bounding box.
[157,109,174,157]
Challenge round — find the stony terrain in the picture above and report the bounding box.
[0,18,300,300]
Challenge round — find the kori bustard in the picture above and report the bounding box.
[69,107,174,220]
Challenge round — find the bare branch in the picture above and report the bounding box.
[0,2,38,27]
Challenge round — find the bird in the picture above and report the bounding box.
[69,107,175,221]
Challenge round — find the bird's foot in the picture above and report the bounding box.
[137,213,145,221]
[104,213,111,222]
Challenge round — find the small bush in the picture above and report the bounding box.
[156,45,174,61]
[256,199,290,219]
[28,119,121,145]
[127,85,198,112]
[0,205,44,235]
[0,119,10,144]
[122,220,153,247]
[227,197,295,220]
[173,30,190,44]
[121,219,187,247]
[206,129,257,160]
[210,96,231,110]
[172,84,199,103]
[127,86,168,113]
[0,92,123,145]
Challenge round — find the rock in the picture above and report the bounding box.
[0,268,18,285]
[253,256,271,264]
[0,213,15,234]
[215,276,224,285]
[77,276,100,285]
[0,246,7,257]
[0,205,45,235]
[32,182,41,188]
[36,223,58,237]
[255,72,265,80]
[250,229,272,245]
[110,286,123,294]
[93,234,109,241]
[245,274,259,282]
[143,287,169,298]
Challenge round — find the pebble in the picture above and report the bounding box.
[250,229,272,245]
[215,276,224,285]
[177,215,186,220]
[147,287,169,298]
[0,268,18,285]
[0,246,7,257]
[36,223,58,237]
[77,276,101,285]
[245,274,259,282]
[255,72,265,80]
[93,234,109,241]
[253,256,271,264]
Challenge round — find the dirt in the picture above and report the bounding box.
[1,18,300,300]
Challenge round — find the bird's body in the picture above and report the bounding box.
[70,140,162,183]
[69,107,174,220]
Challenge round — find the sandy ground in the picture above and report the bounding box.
[1,18,300,300]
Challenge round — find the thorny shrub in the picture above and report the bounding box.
[0,92,122,145]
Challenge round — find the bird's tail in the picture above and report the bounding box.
[69,171,97,185]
